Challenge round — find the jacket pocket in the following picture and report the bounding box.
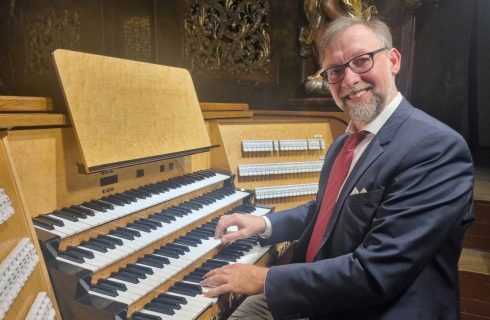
[340,187,385,244]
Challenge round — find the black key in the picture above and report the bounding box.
[80,241,108,253]
[58,252,84,263]
[126,223,151,233]
[115,193,137,203]
[154,248,180,259]
[67,246,94,259]
[111,271,139,284]
[174,282,202,294]
[127,264,153,275]
[87,200,114,211]
[151,297,182,310]
[183,273,203,283]
[134,187,153,197]
[98,279,127,291]
[81,201,106,212]
[91,284,118,297]
[182,234,203,243]
[99,235,124,246]
[123,268,147,279]
[101,196,126,206]
[175,238,198,247]
[133,220,157,230]
[138,258,162,269]
[138,218,161,228]
[180,202,202,210]
[92,239,115,250]
[138,255,168,268]
[109,230,134,241]
[158,293,187,305]
[118,227,141,238]
[145,302,174,315]
[203,259,229,268]
[70,205,95,216]
[158,211,177,221]
[166,243,189,252]
[52,211,78,222]
[146,254,170,265]
[214,253,237,262]
[32,218,55,230]
[38,215,64,227]
[126,190,147,199]
[131,312,162,320]
[138,186,159,196]
[148,214,172,224]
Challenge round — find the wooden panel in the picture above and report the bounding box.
[6,128,192,217]
[52,49,211,172]
[200,102,249,111]
[253,110,349,139]
[459,248,490,275]
[203,110,254,120]
[464,200,490,251]
[460,270,490,319]
[0,133,61,320]
[0,96,53,112]
[0,113,68,129]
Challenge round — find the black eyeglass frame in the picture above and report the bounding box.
[320,47,388,84]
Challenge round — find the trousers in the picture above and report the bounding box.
[228,293,308,320]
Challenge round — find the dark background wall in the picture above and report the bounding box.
[0,0,488,155]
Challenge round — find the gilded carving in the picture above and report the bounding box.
[300,0,377,96]
[25,7,80,76]
[123,16,152,61]
[184,0,271,76]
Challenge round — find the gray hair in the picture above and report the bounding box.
[320,16,393,51]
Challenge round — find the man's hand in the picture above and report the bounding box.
[215,213,267,243]
[200,264,268,297]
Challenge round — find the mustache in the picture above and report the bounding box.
[340,84,373,99]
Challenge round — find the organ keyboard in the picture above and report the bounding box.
[33,169,274,319]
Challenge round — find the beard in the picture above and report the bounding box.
[338,83,386,123]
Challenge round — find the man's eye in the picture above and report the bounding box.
[328,67,343,77]
[352,56,371,68]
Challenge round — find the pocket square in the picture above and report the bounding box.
[360,188,367,194]
[350,187,360,195]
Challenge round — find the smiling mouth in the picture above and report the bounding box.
[342,87,371,100]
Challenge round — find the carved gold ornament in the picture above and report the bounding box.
[184,0,271,76]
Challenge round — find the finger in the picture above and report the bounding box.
[200,274,227,287]
[220,230,245,243]
[204,283,233,298]
[214,214,239,238]
[202,264,232,279]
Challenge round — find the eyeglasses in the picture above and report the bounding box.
[320,47,388,84]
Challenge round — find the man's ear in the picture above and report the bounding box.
[388,48,402,75]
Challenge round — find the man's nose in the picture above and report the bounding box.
[341,67,361,87]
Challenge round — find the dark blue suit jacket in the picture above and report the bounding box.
[260,98,474,319]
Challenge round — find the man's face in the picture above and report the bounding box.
[323,24,401,124]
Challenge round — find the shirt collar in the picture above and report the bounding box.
[346,92,402,135]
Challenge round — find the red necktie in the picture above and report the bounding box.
[305,131,367,263]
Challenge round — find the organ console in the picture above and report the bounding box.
[0,48,347,320]
[0,51,281,320]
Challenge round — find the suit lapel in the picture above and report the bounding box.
[314,99,415,258]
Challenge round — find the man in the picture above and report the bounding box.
[201,16,474,319]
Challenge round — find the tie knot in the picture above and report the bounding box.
[344,131,368,150]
